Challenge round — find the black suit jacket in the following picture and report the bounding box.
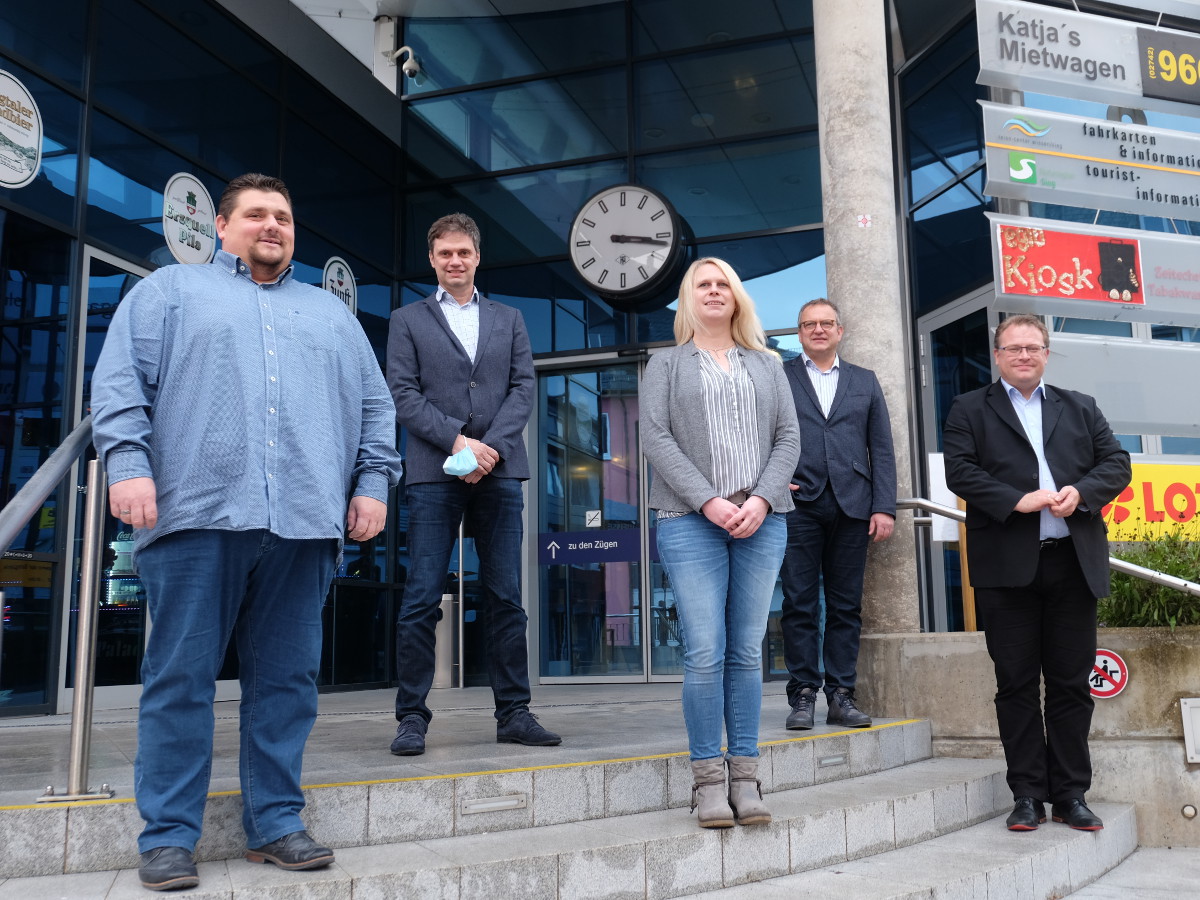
[783,357,896,521]
[387,293,534,485]
[943,381,1131,598]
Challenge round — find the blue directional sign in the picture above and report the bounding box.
[538,529,641,565]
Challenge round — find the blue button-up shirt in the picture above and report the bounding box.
[91,250,402,551]
[1001,378,1070,541]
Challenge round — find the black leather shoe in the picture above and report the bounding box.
[138,846,199,891]
[245,830,334,870]
[390,714,427,756]
[826,688,871,727]
[786,687,817,730]
[1005,797,1047,831]
[497,709,562,745]
[1052,799,1104,831]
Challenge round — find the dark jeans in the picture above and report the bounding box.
[779,484,870,704]
[394,477,530,723]
[976,539,1097,803]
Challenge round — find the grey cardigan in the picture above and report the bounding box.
[642,342,801,515]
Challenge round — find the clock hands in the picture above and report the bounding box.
[610,234,669,246]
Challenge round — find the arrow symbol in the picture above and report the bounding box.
[547,540,560,560]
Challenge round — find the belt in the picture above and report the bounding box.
[1039,536,1072,551]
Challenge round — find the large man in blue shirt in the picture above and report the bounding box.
[92,173,402,892]
[386,213,559,755]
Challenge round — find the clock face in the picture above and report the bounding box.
[569,184,681,297]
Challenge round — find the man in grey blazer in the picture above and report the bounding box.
[386,213,560,755]
[780,299,896,730]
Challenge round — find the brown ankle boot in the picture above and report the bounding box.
[689,757,734,828]
[726,756,771,825]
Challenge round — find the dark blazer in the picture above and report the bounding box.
[783,356,896,521]
[943,381,1131,598]
[387,292,534,485]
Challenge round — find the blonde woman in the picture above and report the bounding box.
[642,257,800,827]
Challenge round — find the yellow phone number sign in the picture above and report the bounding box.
[1103,462,1200,541]
[1139,27,1200,106]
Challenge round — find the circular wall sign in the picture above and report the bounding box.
[1090,648,1129,699]
[323,256,357,313]
[0,70,43,189]
[161,172,217,265]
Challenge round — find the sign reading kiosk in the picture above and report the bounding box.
[988,211,1200,327]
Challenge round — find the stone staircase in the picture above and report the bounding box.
[0,718,1136,898]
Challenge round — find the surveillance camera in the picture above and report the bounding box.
[401,58,420,78]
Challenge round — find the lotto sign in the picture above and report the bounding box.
[1102,462,1200,541]
[1090,649,1129,699]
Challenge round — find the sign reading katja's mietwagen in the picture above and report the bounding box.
[981,101,1200,219]
[977,0,1200,119]
[988,211,1200,326]
[0,70,42,189]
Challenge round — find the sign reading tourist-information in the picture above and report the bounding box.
[978,0,1200,118]
[988,211,1200,326]
[982,101,1200,219]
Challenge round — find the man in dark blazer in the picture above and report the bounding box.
[780,299,896,731]
[944,314,1130,833]
[386,213,560,755]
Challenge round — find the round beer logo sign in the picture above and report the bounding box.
[0,70,43,189]
[161,172,217,265]
[323,256,357,313]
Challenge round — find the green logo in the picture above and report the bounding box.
[1008,151,1037,184]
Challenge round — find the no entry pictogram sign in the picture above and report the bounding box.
[1090,649,1129,699]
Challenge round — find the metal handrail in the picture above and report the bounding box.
[898,496,1200,599]
[0,415,94,555]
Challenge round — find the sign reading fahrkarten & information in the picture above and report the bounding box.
[0,69,42,189]
[988,211,1200,326]
[981,101,1200,219]
[977,0,1200,118]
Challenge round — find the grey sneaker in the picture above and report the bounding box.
[390,714,427,755]
[826,688,871,728]
[786,687,817,730]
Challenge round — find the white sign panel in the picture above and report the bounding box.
[322,256,357,312]
[988,210,1200,326]
[977,0,1200,119]
[981,100,1200,219]
[0,70,42,189]
[161,172,217,265]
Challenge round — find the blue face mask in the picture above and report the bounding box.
[442,445,478,477]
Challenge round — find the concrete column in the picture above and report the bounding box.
[812,0,919,634]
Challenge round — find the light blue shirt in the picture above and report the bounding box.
[1001,378,1070,540]
[801,352,840,417]
[91,250,403,551]
[436,286,480,360]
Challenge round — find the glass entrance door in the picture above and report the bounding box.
[917,290,996,632]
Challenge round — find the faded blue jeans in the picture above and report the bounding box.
[134,529,337,853]
[656,512,786,760]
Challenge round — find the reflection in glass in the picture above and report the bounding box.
[633,0,812,54]
[410,70,627,171]
[911,179,991,315]
[636,38,817,150]
[539,364,643,677]
[0,1,88,87]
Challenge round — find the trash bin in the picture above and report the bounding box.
[431,592,459,689]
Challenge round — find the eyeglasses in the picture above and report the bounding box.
[799,319,839,332]
[997,344,1047,356]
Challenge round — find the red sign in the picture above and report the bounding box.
[1090,649,1129,699]
[996,223,1146,305]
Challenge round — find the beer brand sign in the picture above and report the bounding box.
[162,172,216,265]
[0,70,42,189]
[322,256,357,313]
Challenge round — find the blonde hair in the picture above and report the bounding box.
[673,257,768,352]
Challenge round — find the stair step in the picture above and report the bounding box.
[692,801,1137,899]
[0,755,1009,899]
[0,719,931,880]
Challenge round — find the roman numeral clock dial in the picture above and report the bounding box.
[570,184,683,304]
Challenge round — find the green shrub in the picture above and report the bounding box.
[1099,532,1200,629]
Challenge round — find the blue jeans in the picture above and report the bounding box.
[134,529,337,853]
[656,513,786,760]
[779,484,871,704]
[395,478,531,723]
